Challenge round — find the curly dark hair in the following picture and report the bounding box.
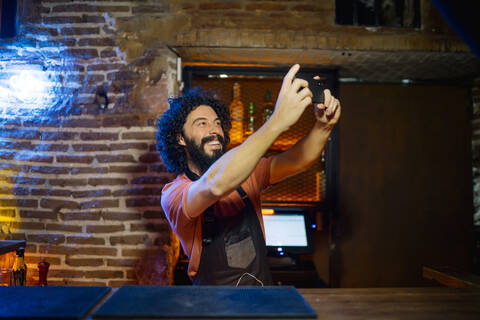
[156,88,231,174]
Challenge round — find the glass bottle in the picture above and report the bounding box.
[10,247,26,286]
[246,102,255,136]
[229,82,245,145]
[263,89,274,123]
[38,257,50,286]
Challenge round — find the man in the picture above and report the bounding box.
[157,64,341,285]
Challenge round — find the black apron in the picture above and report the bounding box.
[185,169,272,286]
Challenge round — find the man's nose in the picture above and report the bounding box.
[208,123,222,135]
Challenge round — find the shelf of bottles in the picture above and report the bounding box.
[192,75,326,203]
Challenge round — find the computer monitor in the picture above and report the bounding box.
[262,206,316,256]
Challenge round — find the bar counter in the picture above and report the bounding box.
[1,286,479,319]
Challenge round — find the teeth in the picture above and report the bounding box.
[208,141,220,145]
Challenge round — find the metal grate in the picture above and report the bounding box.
[192,75,325,203]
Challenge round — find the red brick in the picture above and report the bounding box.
[86,224,125,233]
[126,198,162,207]
[56,155,94,164]
[39,245,117,256]
[48,269,85,278]
[49,179,87,187]
[87,63,123,72]
[33,144,69,152]
[199,3,242,10]
[65,258,104,267]
[109,165,148,173]
[96,154,135,163]
[107,71,137,81]
[10,221,45,230]
[41,132,77,140]
[66,236,105,245]
[1,233,26,240]
[60,27,100,36]
[0,209,15,217]
[107,258,138,267]
[43,16,83,24]
[84,270,124,279]
[28,234,65,244]
[121,131,156,140]
[132,5,168,14]
[112,187,163,197]
[0,187,28,196]
[110,143,149,151]
[52,4,130,13]
[40,199,79,212]
[80,132,119,141]
[15,154,54,163]
[12,177,46,185]
[71,167,108,175]
[131,176,170,184]
[121,248,146,257]
[20,210,57,220]
[0,129,41,139]
[61,211,101,221]
[31,189,71,197]
[24,256,61,265]
[0,162,27,173]
[30,166,70,174]
[88,178,128,186]
[78,38,116,47]
[46,224,82,232]
[102,211,142,221]
[72,144,110,152]
[72,189,111,198]
[101,49,117,58]
[0,141,33,150]
[138,153,161,163]
[82,15,106,23]
[143,210,166,219]
[80,199,119,210]
[0,151,14,160]
[0,199,38,208]
[62,118,100,128]
[110,234,148,246]
[245,4,288,11]
[102,115,146,128]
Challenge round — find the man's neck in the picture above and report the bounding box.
[186,161,203,177]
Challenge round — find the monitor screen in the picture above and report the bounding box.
[263,214,308,247]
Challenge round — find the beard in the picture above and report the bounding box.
[184,134,227,174]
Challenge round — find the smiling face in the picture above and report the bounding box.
[178,105,227,174]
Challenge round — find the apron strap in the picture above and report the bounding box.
[184,168,253,246]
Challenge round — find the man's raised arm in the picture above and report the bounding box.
[186,64,312,217]
[269,88,341,185]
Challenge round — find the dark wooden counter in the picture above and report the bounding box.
[1,286,479,319]
[299,287,480,319]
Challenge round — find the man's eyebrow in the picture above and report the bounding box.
[192,117,207,125]
[191,117,221,125]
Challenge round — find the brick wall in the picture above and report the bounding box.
[0,0,178,286]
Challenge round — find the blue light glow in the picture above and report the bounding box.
[0,40,80,117]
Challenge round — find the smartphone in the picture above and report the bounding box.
[296,74,325,104]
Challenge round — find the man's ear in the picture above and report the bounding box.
[177,133,186,146]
